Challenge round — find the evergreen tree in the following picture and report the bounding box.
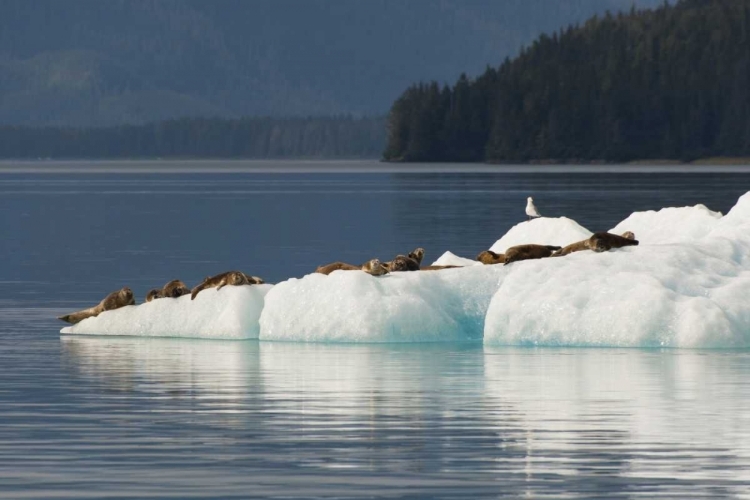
[383,0,750,163]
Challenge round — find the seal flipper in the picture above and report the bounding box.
[190,282,207,300]
[58,307,98,325]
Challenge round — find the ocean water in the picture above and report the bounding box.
[2,160,750,498]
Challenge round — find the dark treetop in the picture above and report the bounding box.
[383,0,750,163]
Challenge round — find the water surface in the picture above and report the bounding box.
[2,161,750,498]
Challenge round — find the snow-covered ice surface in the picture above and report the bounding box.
[431,251,482,267]
[60,193,750,348]
[259,266,504,342]
[609,204,722,244]
[61,285,272,339]
[484,193,750,348]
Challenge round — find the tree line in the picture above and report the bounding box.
[383,0,750,163]
[0,116,385,159]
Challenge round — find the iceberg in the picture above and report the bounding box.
[258,266,504,343]
[489,217,592,253]
[59,193,750,348]
[61,285,272,339]
[484,194,750,348]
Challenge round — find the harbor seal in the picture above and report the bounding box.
[190,271,251,300]
[58,286,135,324]
[242,273,265,284]
[476,250,505,265]
[161,279,191,298]
[144,279,191,302]
[315,259,388,276]
[504,244,562,265]
[407,248,425,266]
[316,262,359,274]
[384,247,424,272]
[145,289,164,302]
[553,231,637,257]
[384,256,418,272]
[551,239,590,257]
[589,232,639,252]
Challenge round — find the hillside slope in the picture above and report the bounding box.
[383,0,750,163]
[0,0,661,126]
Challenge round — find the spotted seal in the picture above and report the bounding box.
[503,244,562,265]
[145,289,164,302]
[476,250,506,265]
[384,247,424,272]
[315,259,388,276]
[553,231,638,257]
[58,286,135,324]
[161,279,191,298]
[190,271,253,300]
[589,232,639,252]
[242,273,265,284]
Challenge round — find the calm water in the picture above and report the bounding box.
[2,161,750,498]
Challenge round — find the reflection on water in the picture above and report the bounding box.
[61,336,261,403]
[483,348,750,498]
[4,168,750,498]
[2,338,734,498]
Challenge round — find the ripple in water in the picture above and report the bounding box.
[0,331,748,499]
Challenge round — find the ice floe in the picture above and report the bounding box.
[61,193,750,348]
[61,285,272,339]
[259,266,503,343]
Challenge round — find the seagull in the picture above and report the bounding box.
[526,197,541,220]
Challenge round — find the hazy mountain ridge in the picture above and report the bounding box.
[0,0,662,126]
[0,116,386,159]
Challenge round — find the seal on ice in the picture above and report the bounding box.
[58,287,135,324]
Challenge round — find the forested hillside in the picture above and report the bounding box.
[383,0,750,163]
[0,117,385,159]
[0,0,661,126]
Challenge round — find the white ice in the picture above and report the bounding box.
[484,193,750,348]
[431,251,482,267]
[259,266,504,342]
[61,285,272,339]
[609,204,722,244]
[60,193,750,348]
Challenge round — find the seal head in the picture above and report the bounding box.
[161,280,190,298]
[476,250,505,265]
[362,258,389,276]
[407,248,425,266]
[145,289,164,302]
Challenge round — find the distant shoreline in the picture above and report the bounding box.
[2,158,750,174]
